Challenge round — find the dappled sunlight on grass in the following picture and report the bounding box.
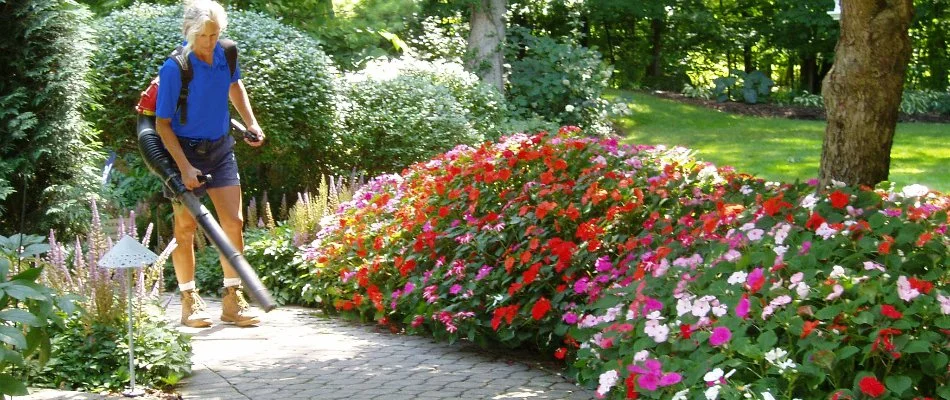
[613,91,949,192]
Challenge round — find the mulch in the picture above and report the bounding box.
[648,91,950,124]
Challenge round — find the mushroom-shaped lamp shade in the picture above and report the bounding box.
[98,235,158,269]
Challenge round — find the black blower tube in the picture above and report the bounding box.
[137,115,276,312]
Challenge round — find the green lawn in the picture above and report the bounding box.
[609,91,950,193]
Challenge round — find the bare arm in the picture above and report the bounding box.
[156,117,203,190]
[229,80,264,147]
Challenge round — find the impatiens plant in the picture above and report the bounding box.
[300,128,949,399]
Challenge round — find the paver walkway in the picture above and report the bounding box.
[22,296,595,400]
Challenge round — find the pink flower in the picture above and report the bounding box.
[896,276,921,302]
[735,294,750,319]
[825,284,844,301]
[709,326,732,346]
[938,294,950,315]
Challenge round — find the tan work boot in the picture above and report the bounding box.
[221,286,260,327]
[180,289,212,328]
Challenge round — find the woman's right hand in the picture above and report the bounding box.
[181,164,204,190]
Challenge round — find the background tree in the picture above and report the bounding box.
[820,0,915,187]
[0,0,102,236]
[466,0,506,93]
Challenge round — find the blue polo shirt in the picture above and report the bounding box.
[155,41,241,140]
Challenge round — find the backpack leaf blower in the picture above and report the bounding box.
[137,115,276,312]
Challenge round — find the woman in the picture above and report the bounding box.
[155,0,264,328]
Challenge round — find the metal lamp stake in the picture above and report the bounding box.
[98,235,158,398]
[126,269,142,397]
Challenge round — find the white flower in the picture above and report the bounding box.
[901,184,929,197]
[704,368,724,383]
[776,358,797,371]
[565,104,575,112]
[764,348,788,363]
[705,385,721,400]
[816,223,838,239]
[644,319,670,343]
[672,389,690,400]
[596,369,618,397]
[774,245,788,257]
[676,297,693,316]
[711,303,728,317]
[634,350,649,362]
[728,271,748,285]
[761,392,776,400]
[691,298,712,317]
[801,193,819,210]
[829,265,846,279]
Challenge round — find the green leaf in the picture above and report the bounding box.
[0,326,27,349]
[835,346,860,361]
[0,373,28,396]
[939,382,950,399]
[815,304,841,320]
[885,375,912,396]
[902,340,931,354]
[757,330,777,350]
[0,282,45,301]
[0,309,39,326]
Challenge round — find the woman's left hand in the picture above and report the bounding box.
[244,123,265,147]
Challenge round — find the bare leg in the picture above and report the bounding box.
[207,185,244,279]
[171,202,198,284]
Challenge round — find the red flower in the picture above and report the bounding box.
[762,193,793,216]
[553,347,567,360]
[880,304,903,319]
[801,320,820,339]
[878,235,895,255]
[805,212,826,230]
[908,277,934,294]
[859,376,886,397]
[531,297,552,320]
[829,190,849,209]
[680,323,693,339]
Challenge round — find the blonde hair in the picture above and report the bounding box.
[181,0,228,55]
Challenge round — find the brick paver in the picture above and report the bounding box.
[20,296,595,400]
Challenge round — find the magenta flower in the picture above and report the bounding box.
[735,294,750,319]
[628,359,682,391]
[746,267,765,292]
[709,326,732,346]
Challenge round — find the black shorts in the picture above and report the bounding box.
[164,135,240,199]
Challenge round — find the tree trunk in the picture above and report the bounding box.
[466,0,506,94]
[800,54,818,93]
[743,44,754,73]
[646,17,664,79]
[819,0,914,188]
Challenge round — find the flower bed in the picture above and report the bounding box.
[300,127,949,399]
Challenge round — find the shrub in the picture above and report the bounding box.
[681,84,713,100]
[505,27,629,136]
[36,308,191,392]
[713,70,774,104]
[339,58,486,176]
[299,128,949,399]
[364,56,508,140]
[0,234,75,397]
[89,4,340,194]
[0,0,103,237]
[35,201,192,391]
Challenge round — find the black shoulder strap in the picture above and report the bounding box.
[220,39,238,78]
[170,45,192,125]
